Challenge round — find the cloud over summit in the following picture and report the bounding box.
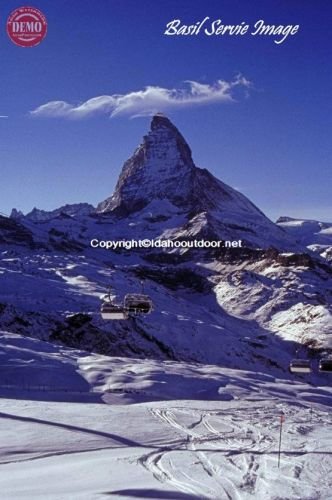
[30,75,251,119]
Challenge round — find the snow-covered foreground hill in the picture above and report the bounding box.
[0,331,331,499]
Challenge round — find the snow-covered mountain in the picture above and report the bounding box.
[11,202,95,222]
[277,216,332,263]
[2,115,332,370]
[1,115,332,498]
[97,113,296,251]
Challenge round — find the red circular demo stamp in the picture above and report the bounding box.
[7,6,47,47]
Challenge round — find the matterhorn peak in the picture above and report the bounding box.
[151,112,182,132]
[96,114,271,222]
[97,114,197,215]
[95,115,298,250]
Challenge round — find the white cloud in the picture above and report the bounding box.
[30,75,251,119]
[0,115,8,118]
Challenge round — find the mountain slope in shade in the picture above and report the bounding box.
[0,214,35,247]
[97,114,296,250]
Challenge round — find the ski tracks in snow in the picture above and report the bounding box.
[140,406,266,499]
[141,404,331,499]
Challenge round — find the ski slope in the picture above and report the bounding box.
[0,332,331,499]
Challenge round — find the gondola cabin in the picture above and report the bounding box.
[101,302,128,320]
[289,359,312,374]
[319,358,332,373]
[124,293,153,314]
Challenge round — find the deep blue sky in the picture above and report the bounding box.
[0,0,331,221]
